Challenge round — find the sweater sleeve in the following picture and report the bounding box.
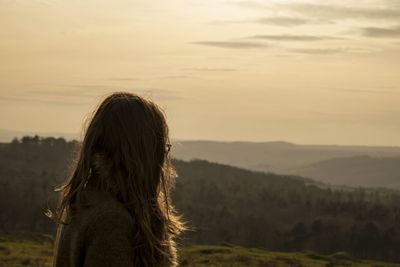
[83,210,135,267]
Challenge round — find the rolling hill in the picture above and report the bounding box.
[292,155,400,189]
[171,140,400,188]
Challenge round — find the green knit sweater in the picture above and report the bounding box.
[53,185,135,267]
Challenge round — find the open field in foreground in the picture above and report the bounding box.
[1,237,399,267]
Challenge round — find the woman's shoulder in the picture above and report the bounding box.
[75,185,133,228]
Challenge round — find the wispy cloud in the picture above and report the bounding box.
[290,48,345,55]
[361,25,400,38]
[31,85,114,98]
[247,34,344,42]
[191,41,267,49]
[183,67,238,72]
[157,75,190,80]
[135,88,183,100]
[107,77,143,81]
[107,75,190,81]
[253,17,310,26]
[210,16,312,27]
[235,2,400,21]
[337,89,393,95]
[30,85,182,101]
[0,95,89,106]
[326,87,395,95]
[234,1,267,9]
[284,3,400,21]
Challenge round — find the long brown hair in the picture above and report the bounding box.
[48,92,186,266]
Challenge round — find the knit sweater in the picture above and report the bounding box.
[53,185,135,267]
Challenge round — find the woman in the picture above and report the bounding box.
[49,92,186,267]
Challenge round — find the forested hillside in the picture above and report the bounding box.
[1,136,400,263]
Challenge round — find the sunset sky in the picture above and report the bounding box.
[1,0,399,146]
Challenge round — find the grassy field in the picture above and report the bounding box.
[0,236,53,267]
[1,236,399,267]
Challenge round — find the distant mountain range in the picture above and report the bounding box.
[171,140,400,189]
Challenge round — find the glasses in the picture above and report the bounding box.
[166,143,172,153]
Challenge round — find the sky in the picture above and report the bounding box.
[0,0,399,146]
